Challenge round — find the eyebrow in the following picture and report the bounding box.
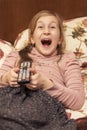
[37,21,57,24]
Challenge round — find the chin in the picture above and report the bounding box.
[41,52,53,56]
[39,48,53,56]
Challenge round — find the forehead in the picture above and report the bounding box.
[37,15,58,24]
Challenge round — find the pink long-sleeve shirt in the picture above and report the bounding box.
[0,49,85,110]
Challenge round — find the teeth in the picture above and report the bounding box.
[41,39,51,45]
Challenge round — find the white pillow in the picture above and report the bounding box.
[0,39,14,67]
[14,29,29,51]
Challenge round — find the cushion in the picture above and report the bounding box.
[63,17,87,67]
[63,17,87,91]
[14,29,29,51]
[0,39,14,67]
[63,17,87,120]
[14,17,87,120]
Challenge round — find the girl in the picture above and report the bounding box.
[0,10,84,129]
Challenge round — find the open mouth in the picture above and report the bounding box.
[41,39,51,46]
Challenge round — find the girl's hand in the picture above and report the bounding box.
[26,67,53,90]
[3,67,19,87]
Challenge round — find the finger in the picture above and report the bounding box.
[10,82,18,87]
[26,84,37,90]
[10,75,17,82]
[30,67,37,75]
[13,67,19,73]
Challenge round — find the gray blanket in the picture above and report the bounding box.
[0,86,76,130]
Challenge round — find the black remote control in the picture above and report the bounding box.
[18,61,32,85]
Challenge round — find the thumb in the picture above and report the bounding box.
[13,67,19,73]
[30,66,37,75]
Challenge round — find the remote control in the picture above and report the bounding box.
[18,61,31,85]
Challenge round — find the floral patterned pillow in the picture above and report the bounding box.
[63,17,87,65]
[63,17,87,120]
[63,17,87,91]
[0,39,14,67]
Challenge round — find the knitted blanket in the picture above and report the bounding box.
[0,86,76,130]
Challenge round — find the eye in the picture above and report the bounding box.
[37,25,43,29]
[50,26,56,29]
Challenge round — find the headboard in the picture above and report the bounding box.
[0,0,87,43]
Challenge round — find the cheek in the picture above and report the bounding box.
[53,29,60,37]
[32,37,41,46]
[33,31,41,41]
[32,35,38,43]
[53,34,60,43]
[54,31,61,42]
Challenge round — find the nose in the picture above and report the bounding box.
[43,27,50,35]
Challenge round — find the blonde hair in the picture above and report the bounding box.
[19,10,66,63]
[29,10,66,55]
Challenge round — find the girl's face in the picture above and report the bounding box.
[31,15,61,56]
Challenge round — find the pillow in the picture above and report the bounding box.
[63,17,87,90]
[0,39,14,67]
[14,29,29,51]
[63,17,87,120]
[63,17,87,66]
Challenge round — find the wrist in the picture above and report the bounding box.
[1,72,9,86]
[42,78,54,90]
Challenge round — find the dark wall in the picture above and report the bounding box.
[0,0,87,42]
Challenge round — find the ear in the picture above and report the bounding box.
[31,37,35,44]
[30,37,34,43]
[58,37,63,45]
